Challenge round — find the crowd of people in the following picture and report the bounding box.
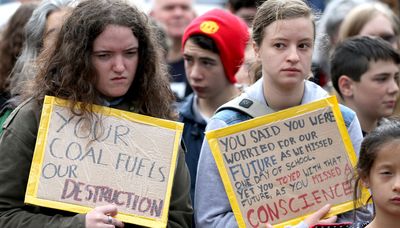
[0,0,399,227]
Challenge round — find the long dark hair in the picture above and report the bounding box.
[31,0,175,120]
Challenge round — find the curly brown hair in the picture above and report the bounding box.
[31,0,176,120]
[0,3,37,93]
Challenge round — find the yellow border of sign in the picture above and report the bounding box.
[25,96,183,228]
[206,96,370,228]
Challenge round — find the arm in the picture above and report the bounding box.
[0,101,86,227]
[195,119,238,228]
[167,145,193,228]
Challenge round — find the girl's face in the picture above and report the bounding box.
[359,13,399,50]
[253,17,314,90]
[363,139,400,218]
[91,25,139,100]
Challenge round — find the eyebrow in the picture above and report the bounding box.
[373,71,399,77]
[183,54,217,61]
[92,46,138,53]
[271,37,313,42]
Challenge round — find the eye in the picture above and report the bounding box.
[201,60,214,67]
[183,56,193,65]
[273,43,285,49]
[374,76,388,82]
[298,42,312,49]
[125,50,137,57]
[379,170,393,176]
[96,53,111,60]
[380,34,398,44]
[394,74,399,84]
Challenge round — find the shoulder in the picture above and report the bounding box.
[2,98,42,131]
[178,94,195,119]
[213,108,252,126]
[338,104,356,128]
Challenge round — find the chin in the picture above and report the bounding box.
[106,92,126,99]
[279,80,302,89]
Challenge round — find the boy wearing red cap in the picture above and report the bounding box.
[179,9,249,204]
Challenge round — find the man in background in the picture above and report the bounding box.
[150,0,196,101]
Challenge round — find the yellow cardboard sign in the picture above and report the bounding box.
[206,96,369,228]
[25,96,183,228]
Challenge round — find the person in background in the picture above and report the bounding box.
[311,0,373,89]
[0,2,37,107]
[0,0,192,227]
[235,41,258,87]
[337,1,400,117]
[225,0,257,28]
[0,0,73,134]
[150,0,196,102]
[330,36,400,136]
[195,0,365,226]
[338,2,400,49]
[179,8,248,205]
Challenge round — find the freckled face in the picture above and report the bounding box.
[91,25,139,99]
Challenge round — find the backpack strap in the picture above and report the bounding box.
[216,93,275,118]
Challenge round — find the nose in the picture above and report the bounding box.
[172,6,184,17]
[112,55,125,73]
[287,46,300,63]
[393,175,400,192]
[388,77,399,95]
[188,63,203,82]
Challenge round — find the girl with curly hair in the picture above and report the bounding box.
[0,0,192,227]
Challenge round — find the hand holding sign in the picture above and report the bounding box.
[262,204,337,228]
[85,205,124,228]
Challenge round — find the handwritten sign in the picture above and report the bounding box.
[206,96,369,228]
[25,96,183,228]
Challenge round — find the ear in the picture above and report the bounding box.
[338,75,354,98]
[252,41,261,61]
[360,173,370,188]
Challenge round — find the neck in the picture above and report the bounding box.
[197,85,240,118]
[344,101,378,134]
[263,80,305,111]
[167,37,183,63]
[367,212,399,228]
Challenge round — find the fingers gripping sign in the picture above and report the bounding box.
[86,204,125,228]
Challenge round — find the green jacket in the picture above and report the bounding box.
[0,98,193,228]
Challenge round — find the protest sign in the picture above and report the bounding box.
[25,96,183,228]
[206,96,369,228]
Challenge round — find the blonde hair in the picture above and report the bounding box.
[338,2,400,42]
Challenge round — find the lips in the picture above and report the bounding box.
[383,100,396,108]
[192,86,205,94]
[281,68,301,72]
[390,196,400,204]
[111,77,126,80]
